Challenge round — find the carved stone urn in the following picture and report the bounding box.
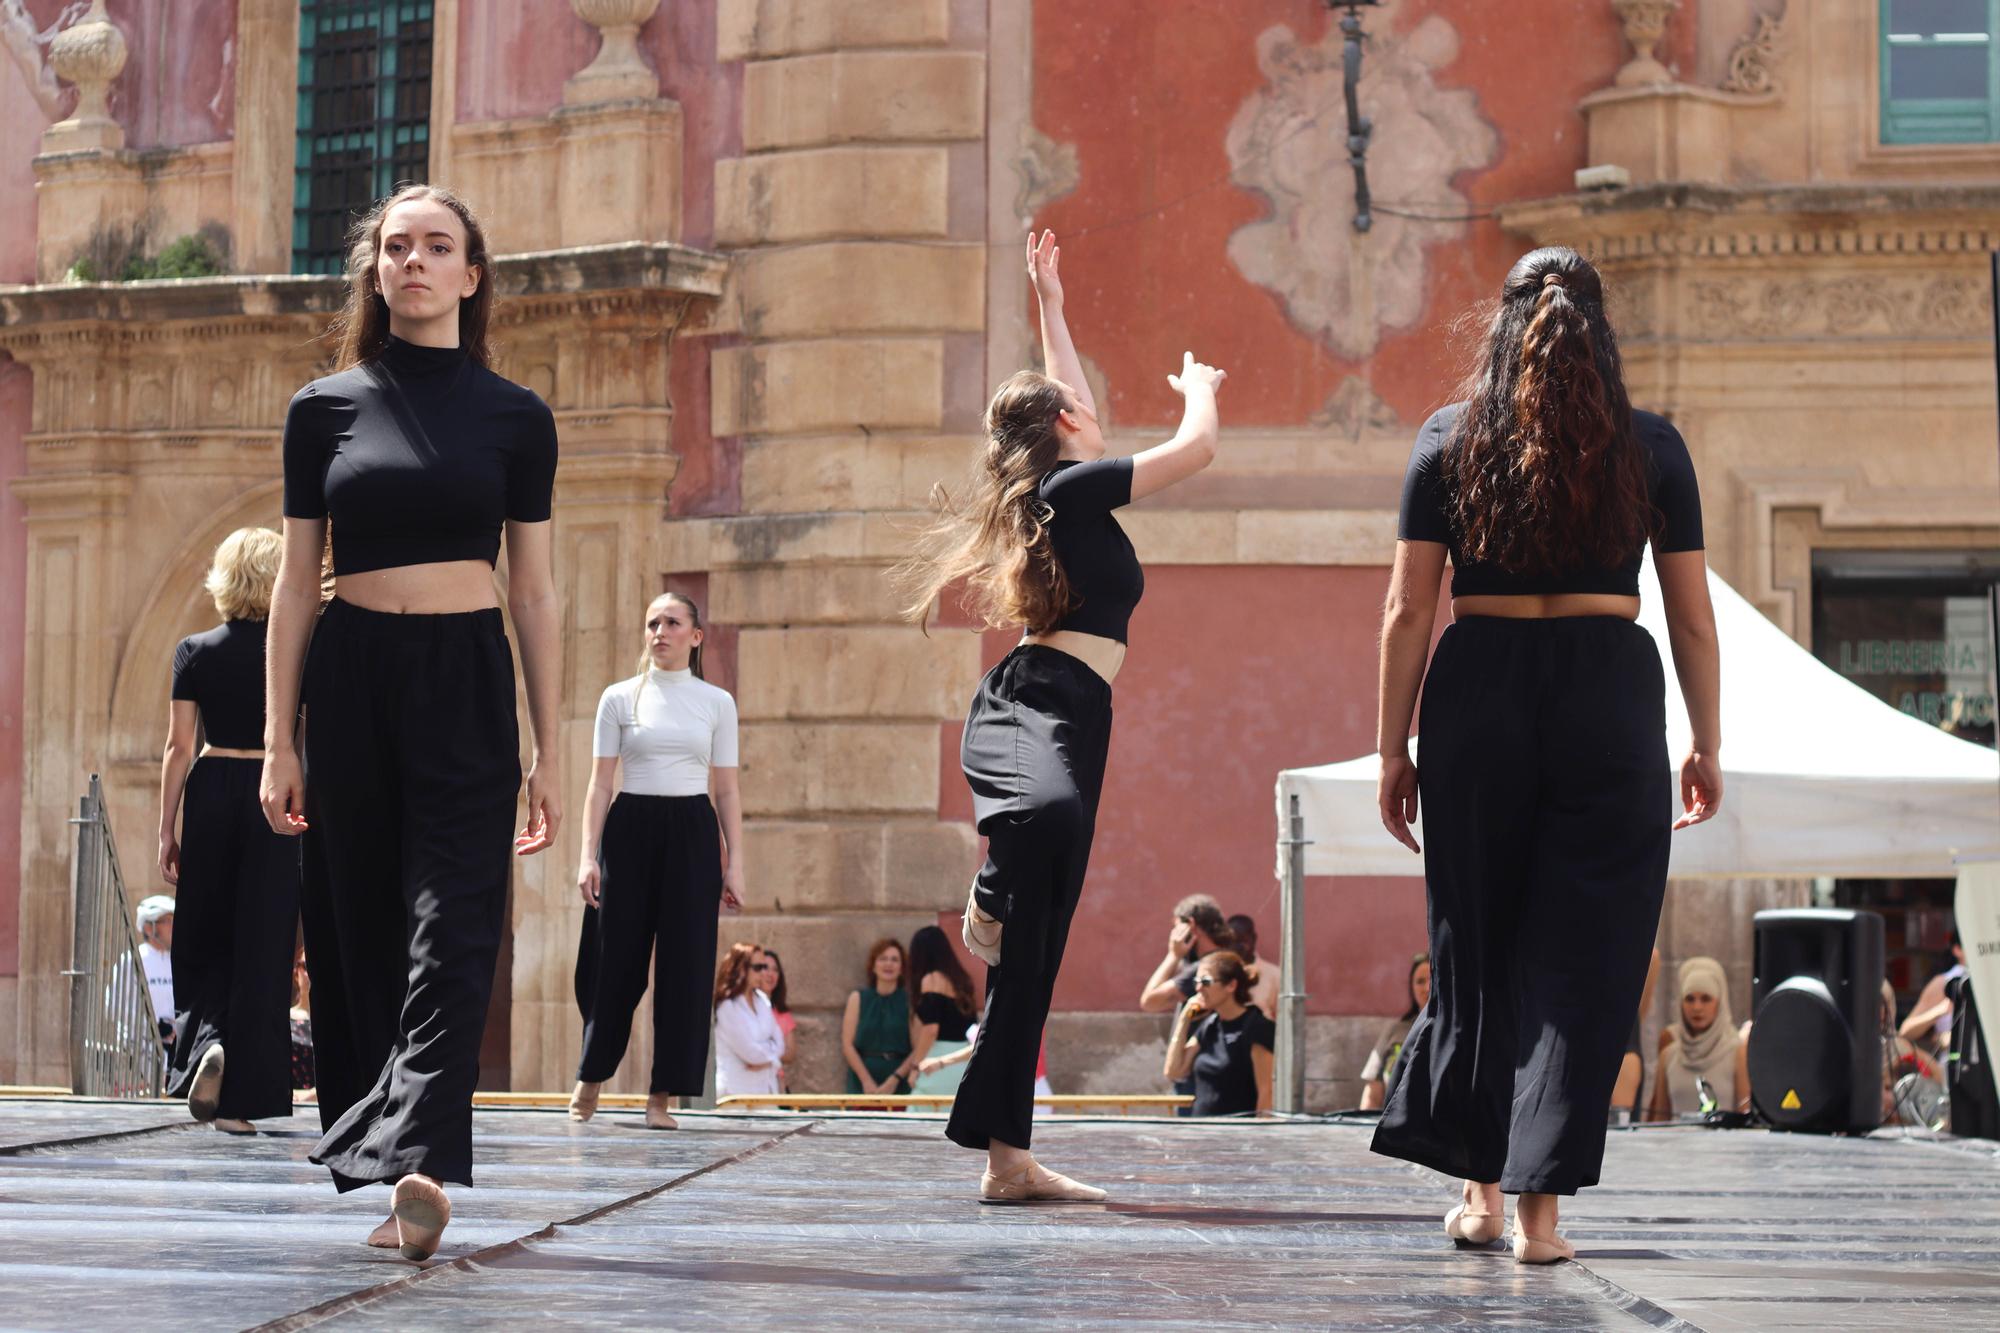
[1611,0,1679,88]
[46,0,129,150]
[565,0,663,105]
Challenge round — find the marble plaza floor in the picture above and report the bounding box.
[1,1096,1996,1331]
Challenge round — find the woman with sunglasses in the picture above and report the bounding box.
[1165,952,1273,1117]
[712,944,786,1099]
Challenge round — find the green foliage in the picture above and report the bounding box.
[66,231,228,283]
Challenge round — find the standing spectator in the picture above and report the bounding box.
[713,943,787,1098]
[908,925,978,1096]
[1228,912,1281,1018]
[1139,895,1234,1012]
[1165,952,1275,1117]
[1360,952,1431,1111]
[133,895,177,1043]
[758,948,795,1091]
[1649,956,1748,1119]
[1899,929,1967,1060]
[842,939,914,1095]
[290,948,316,1100]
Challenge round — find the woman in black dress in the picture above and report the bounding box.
[262,185,564,1260]
[1370,247,1722,1263]
[158,527,299,1132]
[900,230,1226,1203]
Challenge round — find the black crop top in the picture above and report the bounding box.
[914,990,973,1043]
[1398,402,1703,596]
[282,336,558,576]
[171,619,268,750]
[1042,457,1144,642]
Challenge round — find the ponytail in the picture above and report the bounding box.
[1449,247,1654,575]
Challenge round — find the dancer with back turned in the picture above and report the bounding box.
[1370,246,1722,1263]
[900,231,1227,1203]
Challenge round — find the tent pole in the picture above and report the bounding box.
[1276,792,1310,1115]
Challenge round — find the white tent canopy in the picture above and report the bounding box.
[1276,557,2000,881]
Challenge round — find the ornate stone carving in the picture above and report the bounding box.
[565,0,662,105]
[1013,125,1079,224]
[1686,273,1991,340]
[1226,18,1497,359]
[1,0,65,119]
[1721,12,1784,96]
[1611,0,1679,87]
[45,0,125,148]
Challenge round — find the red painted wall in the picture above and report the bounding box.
[110,0,237,148]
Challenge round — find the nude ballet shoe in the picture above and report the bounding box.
[961,885,1002,967]
[568,1081,601,1122]
[644,1093,679,1130]
[365,1215,401,1249]
[1444,1202,1505,1247]
[212,1117,255,1135]
[979,1161,1107,1204]
[391,1175,451,1261]
[1512,1224,1576,1265]
[187,1045,225,1123]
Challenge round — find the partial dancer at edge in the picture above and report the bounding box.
[262,185,564,1261]
[160,527,300,1134]
[569,591,744,1128]
[1370,247,1723,1264]
[900,230,1226,1203]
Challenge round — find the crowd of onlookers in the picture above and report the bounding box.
[1139,894,1282,1117]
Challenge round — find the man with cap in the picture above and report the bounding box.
[135,895,176,1044]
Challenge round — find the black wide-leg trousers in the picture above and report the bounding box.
[1373,616,1671,1196]
[299,598,520,1192]
[947,645,1112,1152]
[573,792,722,1095]
[164,756,299,1121]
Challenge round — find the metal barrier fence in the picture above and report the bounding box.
[64,774,166,1098]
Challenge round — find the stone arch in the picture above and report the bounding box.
[106,480,285,764]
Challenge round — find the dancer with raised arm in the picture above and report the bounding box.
[1370,247,1723,1264]
[901,230,1226,1203]
[159,527,299,1134]
[262,185,563,1261]
[569,591,743,1129]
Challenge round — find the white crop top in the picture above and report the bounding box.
[592,668,740,797]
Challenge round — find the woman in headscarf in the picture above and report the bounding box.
[1649,956,1748,1119]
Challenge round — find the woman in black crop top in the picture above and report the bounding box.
[158,528,300,1133]
[898,231,1227,1203]
[1369,247,1723,1265]
[260,185,564,1260]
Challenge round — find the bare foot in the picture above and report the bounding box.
[568,1080,601,1122]
[391,1174,451,1261]
[644,1093,679,1130]
[365,1214,400,1248]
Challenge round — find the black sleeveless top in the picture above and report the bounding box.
[1042,457,1143,643]
[171,619,268,750]
[281,336,558,576]
[1398,402,1703,597]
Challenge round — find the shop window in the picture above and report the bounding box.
[293,1,434,275]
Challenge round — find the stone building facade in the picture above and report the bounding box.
[1,0,1993,1106]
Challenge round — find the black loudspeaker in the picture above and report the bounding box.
[1747,908,1884,1134]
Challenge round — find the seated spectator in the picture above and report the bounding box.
[1165,951,1274,1117]
[1899,929,1967,1060]
[1650,956,1749,1119]
[1610,948,1661,1121]
[1359,952,1429,1111]
[289,949,315,1101]
[841,937,913,1095]
[714,943,787,1098]
[1880,978,1943,1124]
[1227,912,1281,1019]
[908,925,978,1096]
[758,947,795,1091]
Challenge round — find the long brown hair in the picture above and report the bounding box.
[896,370,1074,634]
[329,184,496,372]
[1447,247,1654,574]
[714,942,761,1006]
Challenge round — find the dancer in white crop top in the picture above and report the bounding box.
[569,592,745,1129]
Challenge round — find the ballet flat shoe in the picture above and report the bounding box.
[1444,1203,1505,1247]
[365,1215,401,1249]
[961,885,1003,967]
[1512,1226,1575,1265]
[212,1117,255,1135]
[644,1095,679,1130]
[979,1164,1107,1204]
[187,1045,225,1123]
[391,1175,451,1261]
[568,1081,600,1123]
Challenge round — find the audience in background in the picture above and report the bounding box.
[1359,952,1430,1111]
[841,938,914,1095]
[1900,929,1967,1060]
[1165,951,1274,1117]
[1142,895,1234,1113]
[714,942,787,1098]
[289,948,315,1099]
[1227,912,1280,1018]
[1609,948,1661,1122]
[759,947,795,1091]
[1650,956,1749,1119]
[135,894,177,1044]
[908,926,978,1096]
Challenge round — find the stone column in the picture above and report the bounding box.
[701,0,988,1090]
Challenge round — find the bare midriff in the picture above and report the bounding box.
[334,559,500,615]
[1022,629,1126,686]
[200,745,263,760]
[1452,592,1640,622]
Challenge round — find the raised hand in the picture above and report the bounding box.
[1027,229,1064,307]
[1167,350,1226,399]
